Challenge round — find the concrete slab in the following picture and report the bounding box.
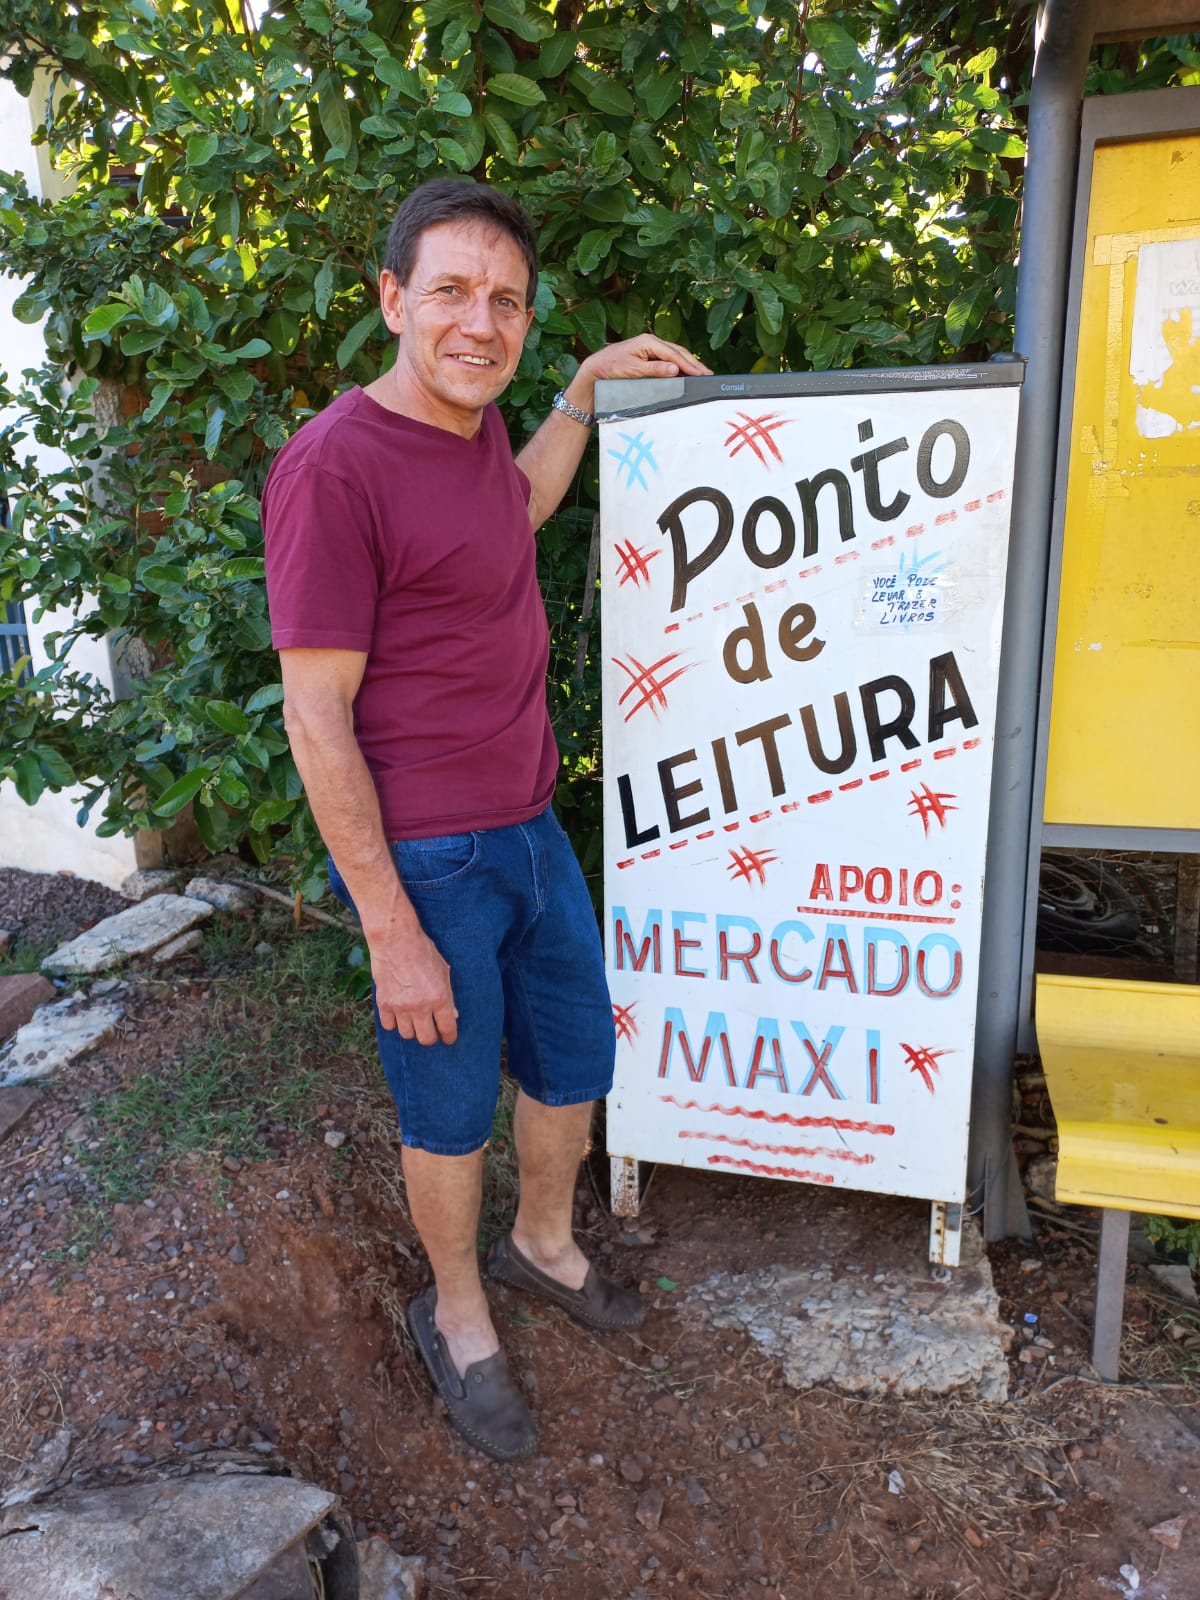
[1,994,124,1085]
[42,894,213,976]
[684,1214,1011,1401]
[0,1473,339,1600]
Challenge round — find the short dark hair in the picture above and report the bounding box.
[383,179,539,308]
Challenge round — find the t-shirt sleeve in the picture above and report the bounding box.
[263,462,379,652]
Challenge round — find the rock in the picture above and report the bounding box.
[685,1479,709,1507]
[634,1488,664,1532]
[120,868,185,901]
[0,972,57,1039]
[1,995,125,1086]
[1119,1563,1140,1590]
[0,1085,41,1142]
[1148,1265,1199,1306]
[619,1456,645,1484]
[1148,1515,1187,1552]
[184,877,256,913]
[153,930,205,964]
[684,1215,1010,1402]
[357,1537,425,1599]
[324,1131,347,1149]
[42,895,214,976]
[228,1241,247,1265]
[1025,1156,1058,1202]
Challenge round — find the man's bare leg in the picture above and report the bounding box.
[509,1093,593,1290]
[401,1145,499,1373]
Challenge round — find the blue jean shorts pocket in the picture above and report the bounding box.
[392,831,478,889]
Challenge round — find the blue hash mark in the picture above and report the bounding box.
[607,431,659,491]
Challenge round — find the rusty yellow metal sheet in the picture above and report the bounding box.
[1036,973,1200,1217]
[1045,134,1200,830]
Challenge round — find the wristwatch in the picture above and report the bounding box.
[551,389,595,428]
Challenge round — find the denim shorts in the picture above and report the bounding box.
[328,807,615,1156]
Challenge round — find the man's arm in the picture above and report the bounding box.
[516,334,712,529]
[279,647,458,1046]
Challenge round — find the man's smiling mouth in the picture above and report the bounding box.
[453,354,493,366]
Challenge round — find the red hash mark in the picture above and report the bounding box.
[614,540,659,588]
[907,782,957,835]
[612,1001,638,1043]
[724,411,791,466]
[680,1130,874,1165]
[660,1096,895,1136]
[727,846,777,886]
[708,1155,836,1184]
[612,651,693,722]
[901,1042,953,1094]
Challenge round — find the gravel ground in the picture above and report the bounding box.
[0,868,127,951]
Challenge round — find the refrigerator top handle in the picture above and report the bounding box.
[593,356,1025,422]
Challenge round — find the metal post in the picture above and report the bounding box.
[1092,1207,1131,1380]
[969,0,1099,1240]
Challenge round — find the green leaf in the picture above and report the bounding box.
[575,228,611,276]
[487,73,546,107]
[12,753,45,806]
[250,797,296,830]
[436,90,474,118]
[337,309,381,370]
[152,766,209,818]
[484,111,520,163]
[538,34,575,76]
[227,338,271,359]
[82,302,133,338]
[11,293,46,325]
[317,71,354,155]
[314,257,335,320]
[807,18,864,74]
[36,748,75,788]
[204,403,226,457]
[583,77,635,117]
[140,563,188,595]
[483,0,544,42]
[245,682,285,713]
[799,99,840,177]
[187,131,219,166]
[120,327,167,356]
[655,1276,677,1293]
[638,69,682,125]
[944,281,993,347]
[223,556,265,580]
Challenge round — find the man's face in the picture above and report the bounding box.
[379,218,535,437]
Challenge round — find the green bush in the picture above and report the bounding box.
[1,1,1191,890]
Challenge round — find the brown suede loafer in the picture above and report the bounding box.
[485,1234,646,1332]
[407,1287,539,1462]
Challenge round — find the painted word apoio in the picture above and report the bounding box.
[659,417,970,610]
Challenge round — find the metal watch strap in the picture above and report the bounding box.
[551,389,595,427]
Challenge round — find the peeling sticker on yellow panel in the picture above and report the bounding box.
[1129,238,1200,438]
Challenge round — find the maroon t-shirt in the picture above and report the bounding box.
[262,387,559,839]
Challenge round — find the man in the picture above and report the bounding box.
[262,179,710,1462]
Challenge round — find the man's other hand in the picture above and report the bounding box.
[576,334,712,386]
[369,926,459,1046]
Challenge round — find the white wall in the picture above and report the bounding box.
[0,78,138,891]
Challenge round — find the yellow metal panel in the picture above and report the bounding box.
[1044,134,1200,830]
[1036,973,1200,1216]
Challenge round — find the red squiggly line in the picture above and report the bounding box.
[708,1155,836,1184]
[661,1095,895,1136]
[679,1130,874,1164]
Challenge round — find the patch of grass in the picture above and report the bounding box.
[73,924,375,1233]
[0,939,47,976]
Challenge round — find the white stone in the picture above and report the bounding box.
[1148,1263,1199,1306]
[357,1538,425,1600]
[152,930,205,964]
[42,895,213,976]
[1,995,124,1085]
[184,877,256,912]
[682,1214,1010,1402]
[120,868,184,902]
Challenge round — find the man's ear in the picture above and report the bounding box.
[380,269,405,337]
